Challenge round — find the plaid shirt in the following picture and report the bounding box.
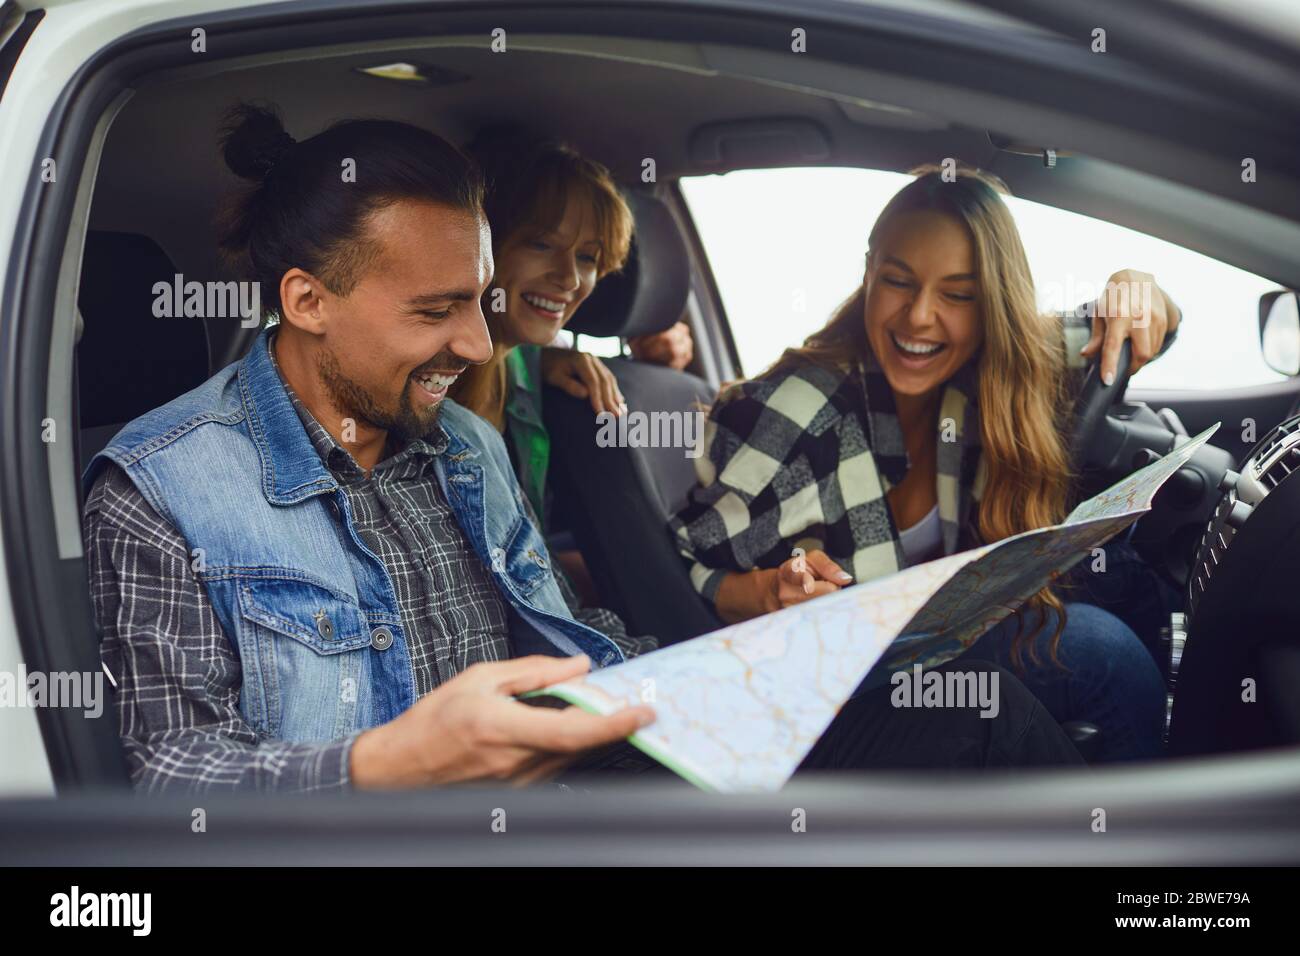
[86,340,651,793]
[670,306,1160,601]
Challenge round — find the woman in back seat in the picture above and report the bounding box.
[450,130,688,607]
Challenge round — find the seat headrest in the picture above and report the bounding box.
[77,231,210,428]
[566,191,691,340]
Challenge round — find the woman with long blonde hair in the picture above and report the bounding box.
[672,164,1181,761]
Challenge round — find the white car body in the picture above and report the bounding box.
[0,0,295,797]
[0,0,1297,828]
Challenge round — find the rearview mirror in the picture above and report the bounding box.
[1259,290,1300,376]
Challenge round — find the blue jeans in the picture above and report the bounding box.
[962,602,1167,762]
[1059,536,1183,662]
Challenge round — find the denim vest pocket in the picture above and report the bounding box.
[234,575,371,742]
[500,512,553,598]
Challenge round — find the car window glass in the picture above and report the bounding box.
[680,167,1282,390]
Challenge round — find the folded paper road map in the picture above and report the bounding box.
[529,424,1219,792]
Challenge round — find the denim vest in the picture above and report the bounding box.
[83,329,623,743]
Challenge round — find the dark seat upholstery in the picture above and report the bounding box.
[76,231,211,465]
[544,192,722,644]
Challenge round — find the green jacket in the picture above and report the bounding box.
[503,344,551,528]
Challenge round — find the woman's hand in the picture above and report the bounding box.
[715,549,854,623]
[540,347,626,416]
[1079,269,1181,384]
[768,548,854,612]
[628,321,694,370]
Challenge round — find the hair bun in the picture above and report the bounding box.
[220,103,297,181]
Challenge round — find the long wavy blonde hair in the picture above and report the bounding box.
[766,164,1074,667]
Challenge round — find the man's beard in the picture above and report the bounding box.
[316,347,440,444]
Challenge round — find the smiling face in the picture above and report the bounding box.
[282,199,496,443]
[863,209,985,399]
[489,190,602,347]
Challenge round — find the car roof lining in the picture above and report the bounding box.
[87,30,1300,373]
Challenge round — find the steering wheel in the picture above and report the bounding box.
[1070,338,1133,472]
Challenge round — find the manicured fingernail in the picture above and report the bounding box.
[836,571,853,582]
[803,580,813,594]
[1103,371,1115,386]
[638,711,655,727]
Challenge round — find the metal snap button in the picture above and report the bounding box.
[314,610,334,640]
[527,548,548,569]
[489,547,507,573]
[369,626,394,651]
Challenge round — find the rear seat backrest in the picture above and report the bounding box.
[76,231,211,463]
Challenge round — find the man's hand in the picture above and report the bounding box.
[628,321,694,370]
[540,348,626,416]
[766,549,853,613]
[349,654,655,789]
[1079,269,1181,384]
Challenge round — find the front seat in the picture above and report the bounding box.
[76,231,211,467]
[544,191,722,645]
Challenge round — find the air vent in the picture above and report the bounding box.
[1189,414,1300,617]
[1188,493,1237,617]
[1259,443,1300,490]
[1242,416,1300,501]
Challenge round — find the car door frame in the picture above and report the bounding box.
[2,0,1299,863]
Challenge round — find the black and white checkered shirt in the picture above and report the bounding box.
[670,306,1172,602]
[85,341,652,793]
[669,352,983,602]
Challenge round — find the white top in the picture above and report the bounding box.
[897,503,943,567]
